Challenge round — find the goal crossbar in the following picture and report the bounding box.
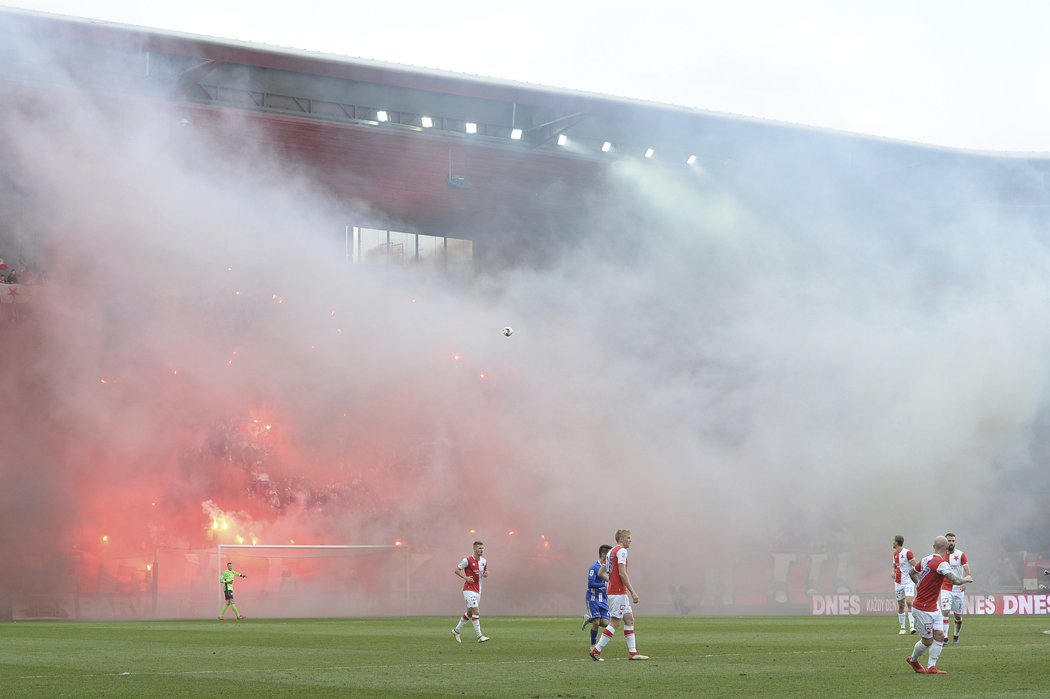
[216,544,412,614]
[219,544,404,555]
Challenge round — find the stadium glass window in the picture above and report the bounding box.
[446,237,472,270]
[388,230,416,265]
[347,226,471,271]
[417,234,446,268]
[358,227,390,265]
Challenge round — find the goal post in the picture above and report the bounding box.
[217,544,412,617]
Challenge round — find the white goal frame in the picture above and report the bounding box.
[217,544,412,614]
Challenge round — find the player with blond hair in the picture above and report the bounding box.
[590,529,649,661]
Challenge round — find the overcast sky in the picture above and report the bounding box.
[5,0,1050,154]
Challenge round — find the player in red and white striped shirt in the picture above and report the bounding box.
[892,535,918,634]
[590,529,649,661]
[451,541,490,643]
[906,535,972,675]
[940,533,971,644]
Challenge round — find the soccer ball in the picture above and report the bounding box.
[502,326,513,336]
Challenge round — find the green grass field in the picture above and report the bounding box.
[2,616,1048,698]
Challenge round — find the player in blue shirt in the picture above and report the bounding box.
[582,544,613,648]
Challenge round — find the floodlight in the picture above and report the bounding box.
[602,141,612,153]
[465,122,477,134]
[421,116,433,128]
[377,110,388,122]
[557,134,568,146]
[686,154,697,165]
[644,148,654,158]
[510,128,523,140]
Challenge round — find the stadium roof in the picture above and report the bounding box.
[3,6,1050,254]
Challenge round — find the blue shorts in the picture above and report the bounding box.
[586,597,610,621]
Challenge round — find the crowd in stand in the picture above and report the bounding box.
[0,256,29,284]
[0,257,10,283]
[0,254,34,322]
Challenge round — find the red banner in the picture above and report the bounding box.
[0,283,27,303]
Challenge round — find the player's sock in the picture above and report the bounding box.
[623,625,637,653]
[471,615,482,637]
[595,626,615,651]
[231,604,240,617]
[590,628,598,646]
[911,641,927,661]
[897,613,906,629]
[928,639,944,666]
[219,605,226,619]
[953,615,962,638]
[454,613,468,632]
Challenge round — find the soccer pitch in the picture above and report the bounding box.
[2,616,1048,697]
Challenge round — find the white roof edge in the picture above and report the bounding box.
[3,5,1048,158]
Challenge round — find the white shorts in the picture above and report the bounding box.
[939,589,963,615]
[462,591,481,609]
[608,594,633,619]
[911,608,943,639]
[894,581,916,600]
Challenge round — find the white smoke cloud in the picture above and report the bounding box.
[2,15,1049,620]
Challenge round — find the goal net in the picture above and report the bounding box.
[216,544,411,617]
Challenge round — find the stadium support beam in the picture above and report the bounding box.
[528,112,588,147]
[174,58,221,98]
